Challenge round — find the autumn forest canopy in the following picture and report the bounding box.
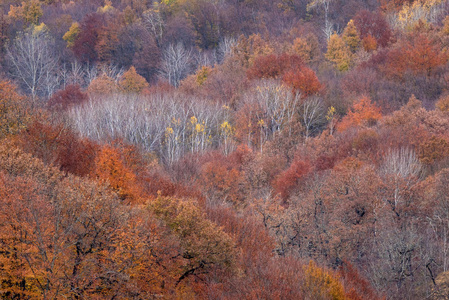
[2,0,449,299]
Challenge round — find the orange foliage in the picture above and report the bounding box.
[95,23,119,63]
[0,144,179,298]
[94,145,141,202]
[234,102,264,148]
[88,75,118,95]
[385,34,447,79]
[380,0,415,12]
[201,160,243,206]
[151,195,236,283]
[282,67,322,96]
[338,97,382,132]
[246,53,304,80]
[339,261,383,300]
[247,53,322,96]
[362,34,377,52]
[272,159,311,200]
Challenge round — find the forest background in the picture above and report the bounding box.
[2,0,449,299]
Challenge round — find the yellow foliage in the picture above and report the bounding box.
[395,0,444,30]
[8,0,43,25]
[151,195,236,278]
[220,121,234,135]
[32,22,48,35]
[290,37,313,62]
[62,22,80,48]
[97,0,115,13]
[342,19,361,53]
[165,126,174,137]
[303,261,346,300]
[119,66,149,94]
[123,5,137,25]
[326,106,336,121]
[326,33,352,71]
[196,66,211,86]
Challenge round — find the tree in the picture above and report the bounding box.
[7,27,58,100]
[143,3,165,47]
[436,94,449,112]
[18,121,98,177]
[87,74,118,95]
[47,84,88,111]
[0,80,30,138]
[72,13,104,64]
[302,261,346,299]
[247,54,304,80]
[8,0,43,26]
[62,22,80,48]
[326,33,352,72]
[383,33,447,80]
[94,144,140,202]
[354,10,392,48]
[299,96,325,138]
[119,66,149,94]
[0,143,182,298]
[200,159,244,205]
[160,43,192,87]
[151,195,236,284]
[289,34,320,64]
[380,147,422,214]
[307,0,334,40]
[338,97,382,131]
[272,159,311,200]
[342,19,361,53]
[282,67,322,96]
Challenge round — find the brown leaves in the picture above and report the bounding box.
[246,54,322,96]
[151,195,236,283]
[0,144,178,298]
[0,80,30,139]
[384,34,447,79]
[47,84,88,111]
[272,159,311,200]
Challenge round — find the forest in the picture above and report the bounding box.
[1,0,449,299]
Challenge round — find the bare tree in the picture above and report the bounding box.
[300,96,324,139]
[65,61,85,87]
[379,147,423,225]
[159,43,192,87]
[68,93,227,164]
[143,4,165,47]
[7,28,58,101]
[216,36,236,63]
[248,80,300,138]
[307,0,334,40]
